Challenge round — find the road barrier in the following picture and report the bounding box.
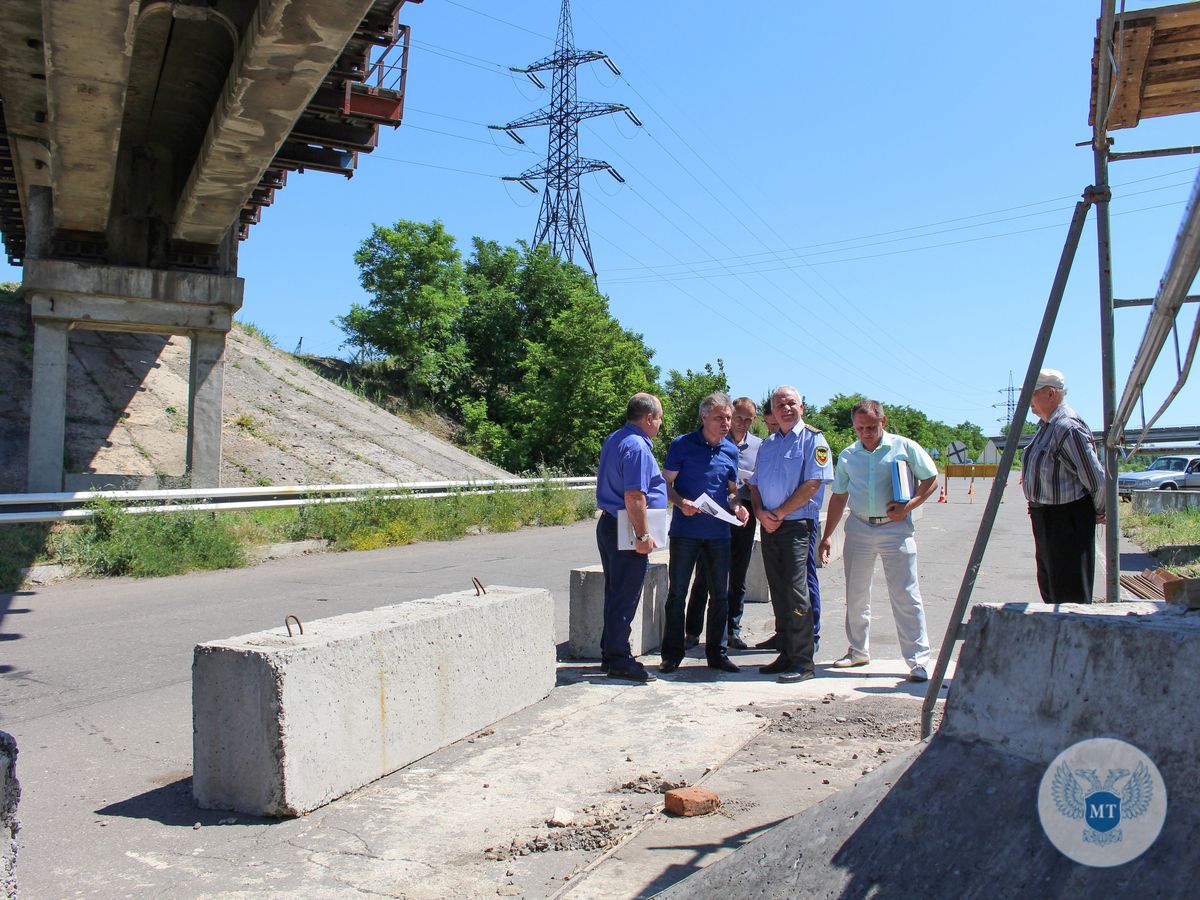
[0,477,598,525]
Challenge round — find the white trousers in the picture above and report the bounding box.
[842,515,931,669]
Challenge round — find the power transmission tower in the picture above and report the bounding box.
[490,0,641,278]
[994,370,1018,429]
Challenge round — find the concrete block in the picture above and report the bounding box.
[568,562,667,658]
[664,786,720,817]
[193,586,555,817]
[1,731,19,900]
[1132,488,1200,514]
[944,600,1200,767]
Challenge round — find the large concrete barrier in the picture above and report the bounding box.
[661,601,1200,896]
[568,561,667,658]
[1,732,18,900]
[1132,488,1200,514]
[193,586,555,817]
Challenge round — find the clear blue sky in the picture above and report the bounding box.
[4,1,1197,434]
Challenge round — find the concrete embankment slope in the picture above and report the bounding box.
[659,601,1200,898]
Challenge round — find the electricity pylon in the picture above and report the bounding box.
[490,0,640,277]
[994,370,1018,429]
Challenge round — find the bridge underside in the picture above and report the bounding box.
[0,0,417,490]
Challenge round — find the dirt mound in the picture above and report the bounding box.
[0,295,510,490]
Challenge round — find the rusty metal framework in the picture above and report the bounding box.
[921,1,1200,738]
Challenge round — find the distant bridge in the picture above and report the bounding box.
[988,424,1200,450]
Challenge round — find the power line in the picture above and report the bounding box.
[442,0,553,40]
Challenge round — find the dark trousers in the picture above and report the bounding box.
[1029,496,1096,604]
[685,517,756,638]
[596,512,649,666]
[689,520,822,640]
[760,519,815,673]
[662,536,732,663]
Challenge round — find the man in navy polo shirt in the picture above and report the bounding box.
[659,391,750,674]
[595,392,667,683]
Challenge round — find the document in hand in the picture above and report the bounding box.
[616,507,670,550]
[892,460,913,503]
[690,493,743,526]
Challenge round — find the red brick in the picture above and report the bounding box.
[664,786,720,817]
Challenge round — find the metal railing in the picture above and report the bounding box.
[0,477,598,525]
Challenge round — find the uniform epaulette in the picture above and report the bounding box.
[804,422,823,433]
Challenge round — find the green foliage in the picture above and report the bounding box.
[804,392,988,462]
[55,498,245,577]
[0,281,20,303]
[337,220,468,399]
[1121,505,1200,577]
[235,319,276,347]
[0,523,55,591]
[660,360,728,451]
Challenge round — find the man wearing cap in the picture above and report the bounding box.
[818,399,938,682]
[749,386,832,683]
[595,392,668,682]
[1022,368,1105,604]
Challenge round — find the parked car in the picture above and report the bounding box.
[1117,454,1200,499]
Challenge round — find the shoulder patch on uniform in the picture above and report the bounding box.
[804,422,822,433]
[815,445,830,466]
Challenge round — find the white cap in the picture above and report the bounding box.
[1034,368,1066,391]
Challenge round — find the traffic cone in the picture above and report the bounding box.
[937,482,947,503]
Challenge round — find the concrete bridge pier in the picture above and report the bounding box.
[22,259,243,491]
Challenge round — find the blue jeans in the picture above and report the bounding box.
[596,512,649,668]
[685,515,756,638]
[662,536,731,663]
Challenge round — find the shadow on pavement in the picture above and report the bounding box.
[637,817,788,898]
[96,777,274,828]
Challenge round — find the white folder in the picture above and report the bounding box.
[616,507,670,550]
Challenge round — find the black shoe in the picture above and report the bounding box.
[727,636,749,650]
[758,656,792,675]
[599,660,610,673]
[754,635,778,650]
[659,658,683,674]
[684,634,700,649]
[777,669,815,684]
[707,657,740,673]
[607,666,656,683]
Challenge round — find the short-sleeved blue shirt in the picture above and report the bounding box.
[596,423,667,515]
[664,429,740,540]
[751,424,832,521]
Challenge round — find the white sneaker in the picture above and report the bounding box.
[832,651,869,668]
[908,666,929,683]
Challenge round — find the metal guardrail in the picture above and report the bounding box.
[0,477,598,525]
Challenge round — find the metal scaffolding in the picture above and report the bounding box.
[921,0,1200,738]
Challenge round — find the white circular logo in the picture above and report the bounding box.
[1037,738,1167,867]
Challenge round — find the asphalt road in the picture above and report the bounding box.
[0,493,1151,897]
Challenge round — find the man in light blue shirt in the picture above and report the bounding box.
[818,399,938,681]
[749,386,832,683]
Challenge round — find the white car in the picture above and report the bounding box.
[1117,454,1200,499]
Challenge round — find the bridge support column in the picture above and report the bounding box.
[21,259,243,491]
[187,331,226,487]
[26,321,69,492]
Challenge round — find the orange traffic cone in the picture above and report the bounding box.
[937,481,947,503]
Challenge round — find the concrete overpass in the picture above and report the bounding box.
[988,424,1200,451]
[0,0,419,490]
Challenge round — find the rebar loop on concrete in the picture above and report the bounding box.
[284,615,304,637]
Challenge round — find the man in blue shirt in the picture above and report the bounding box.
[817,399,938,682]
[750,386,832,683]
[659,392,750,674]
[684,396,763,650]
[595,393,668,683]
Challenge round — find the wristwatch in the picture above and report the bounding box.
[636,533,651,543]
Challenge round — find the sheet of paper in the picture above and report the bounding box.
[690,493,743,526]
[737,467,755,485]
[616,507,670,550]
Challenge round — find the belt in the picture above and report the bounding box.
[854,514,892,526]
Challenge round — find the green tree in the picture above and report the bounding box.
[336,220,467,400]
[660,360,728,449]
[510,290,659,473]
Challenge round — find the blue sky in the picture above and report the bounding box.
[4,1,1198,434]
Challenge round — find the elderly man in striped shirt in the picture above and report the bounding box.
[1022,368,1106,604]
